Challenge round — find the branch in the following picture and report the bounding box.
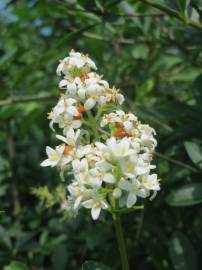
[0,94,57,106]
[154,151,201,174]
[140,0,202,31]
[73,30,135,44]
[56,1,166,18]
[110,205,144,215]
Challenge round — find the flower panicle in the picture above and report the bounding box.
[41,50,160,220]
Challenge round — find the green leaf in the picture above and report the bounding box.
[184,141,202,167]
[51,244,68,270]
[132,44,149,60]
[166,183,202,206]
[4,261,30,270]
[169,232,198,270]
[176,0,190,16]
[82,261,112,270]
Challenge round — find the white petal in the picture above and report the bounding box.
[117,94,124,104]
[74,129,81,142]
[127,193,137,208]
[82,199,94,208]
[80,158,88,171]
[61,155,72,166]
[103,173,115,183]
[136,166,149,175]
[67,82,77,94]
[49,120,55,131]
[59,79,68,88]
[71,120,82,128]
[67,106,78,116]
[78,88,86,99]
[91,207,101,220]
[89,177,102,188]
[56,144,65,154]
[67,184,76,195]
[74,196,82,210]
[56,134,67,144]
[118,178,132,192]
[40,159,52,167]
[87,58,97,70]
[113,188,122,199]
[46,146,55,156]
[99,96,107,104]
[131,178,140,188]
[84,98,96,110]
[137,189,148,198]
[101,201,108,209]
[66,98,77,105]
[65,128,75,142]
[56,62,63,76]
[123,121,133,132]
[87,84,97,95]
[72,160,80,171]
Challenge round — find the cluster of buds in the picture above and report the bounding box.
[41,50,160,220]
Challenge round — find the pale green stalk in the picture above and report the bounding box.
[113,213,130,270]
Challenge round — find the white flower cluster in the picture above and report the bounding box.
[41,50,160,220]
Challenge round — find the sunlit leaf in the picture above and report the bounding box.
[3,261,30,270]
[82,261,112,270]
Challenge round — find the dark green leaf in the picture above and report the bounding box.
[176,0,190,15]
[169,232,198,270]
[184,141,202,167]
[166,183,202,206]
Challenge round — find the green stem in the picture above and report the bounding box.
[86,110,100,140]
[111,205,144,215]
[113,213,130,270]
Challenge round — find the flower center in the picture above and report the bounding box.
[63,145,73,156]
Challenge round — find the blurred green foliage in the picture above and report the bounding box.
[1,0,202,269]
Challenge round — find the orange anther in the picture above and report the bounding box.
[106,99,114,104]
[73,114,82,120]
[80,74,89,82]
[115,123,124,129]
[114,130,127,138]
[77,105,84,113]
[63,145,73,156]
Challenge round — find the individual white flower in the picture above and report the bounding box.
[119,177,144,208]
[56,128,80,146]
[141,174,160,192]
[82,193,108,220]
[72,158,88,175]
[71,158,91,185]
[48,96,82,131]
[88,167,115,187]
[100,111,138,133]
[107,137,135,159]
[40,145,65,167]
[67,182,91,210]
[56,50,97,78]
